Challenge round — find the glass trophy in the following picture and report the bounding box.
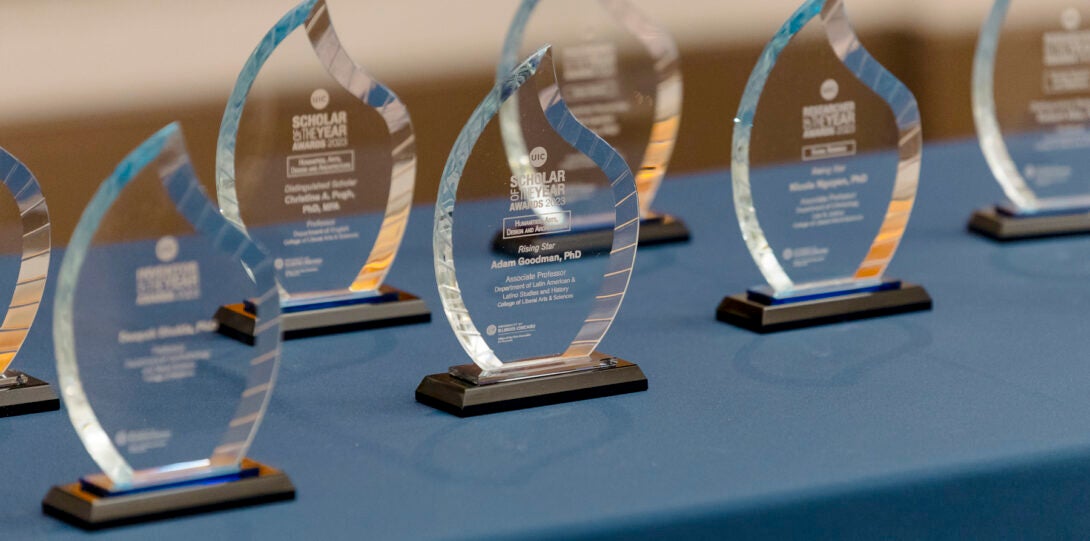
[0,148,57,417]
[215,0,428,340]
[415,46,647,417]
[969,2,1090,239]
[716,0,932,333]
[491,0,687,255]
[42,124,293,529]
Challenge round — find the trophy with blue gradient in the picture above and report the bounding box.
[0,148,56,417]
[416,47,647,416]
[216,0,428,340]
[969,2,1090,239]
[717,0,932,332]
[42,125,293,529]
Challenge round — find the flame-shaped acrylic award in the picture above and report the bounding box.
[415,47,647,417]
[215,0,428,340]
[43,125,293,529]
[716,0,932,333]
[969,2,1090,239]
[492,0,686,255]
[0,148,56,417]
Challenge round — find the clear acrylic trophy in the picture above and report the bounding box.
[969,2,1090,239]
[416,47,647,417]
[717,0,932,333]
[43,125,293,529]
[216,0,428,340]
[0,148,57,417]
[492,0,687,255]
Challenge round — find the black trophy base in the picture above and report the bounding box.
[215,285,430,343]
[968,206,1090,240]
[416,357,648,417]
[717,282,932,334]
[0,372,60,418]
[491,214,690,255]
[42,459,294,530]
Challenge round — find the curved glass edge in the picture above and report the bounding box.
[732,0,822,293]
[0,147,50,376]
[972,0,1038,211]
[822,0,921,285]
[497,1,545,220]
[599,0,683,216]
[305,0,417,296]
[437,49,549,372]
[217,0,416,303]
[537,51,639,361]
[496,0,539,80]
[732,0,922,296]
[216,0,316,231]
[435,46,639,372]
[56,123,282,489]
[498,0,682,217]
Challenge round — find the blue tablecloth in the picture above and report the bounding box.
[7,138,1090,540]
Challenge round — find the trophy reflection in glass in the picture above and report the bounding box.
[717,0,932,333]
[0,148,56,417]
[43,125,293,529]
[969,2,1090,239]
[216,0,428,340]
[416,46,647,417]
[492,0,686,255]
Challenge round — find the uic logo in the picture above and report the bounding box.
[782,248,794,261]
[820,79,840,102]
[486,325,498,336]
[311,88,331,111]
[530,147,548,168]
[156,236,179,263]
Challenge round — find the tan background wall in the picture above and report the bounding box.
[0,0,1039,243]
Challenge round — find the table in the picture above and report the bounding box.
[7,138,1090,539]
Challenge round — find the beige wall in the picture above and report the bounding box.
[0,0,1001,123]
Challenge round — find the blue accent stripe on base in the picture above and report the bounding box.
[80,466,260,498]
[997,202,1090,219]
[749,279,903,306]
[246,289,401,314]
